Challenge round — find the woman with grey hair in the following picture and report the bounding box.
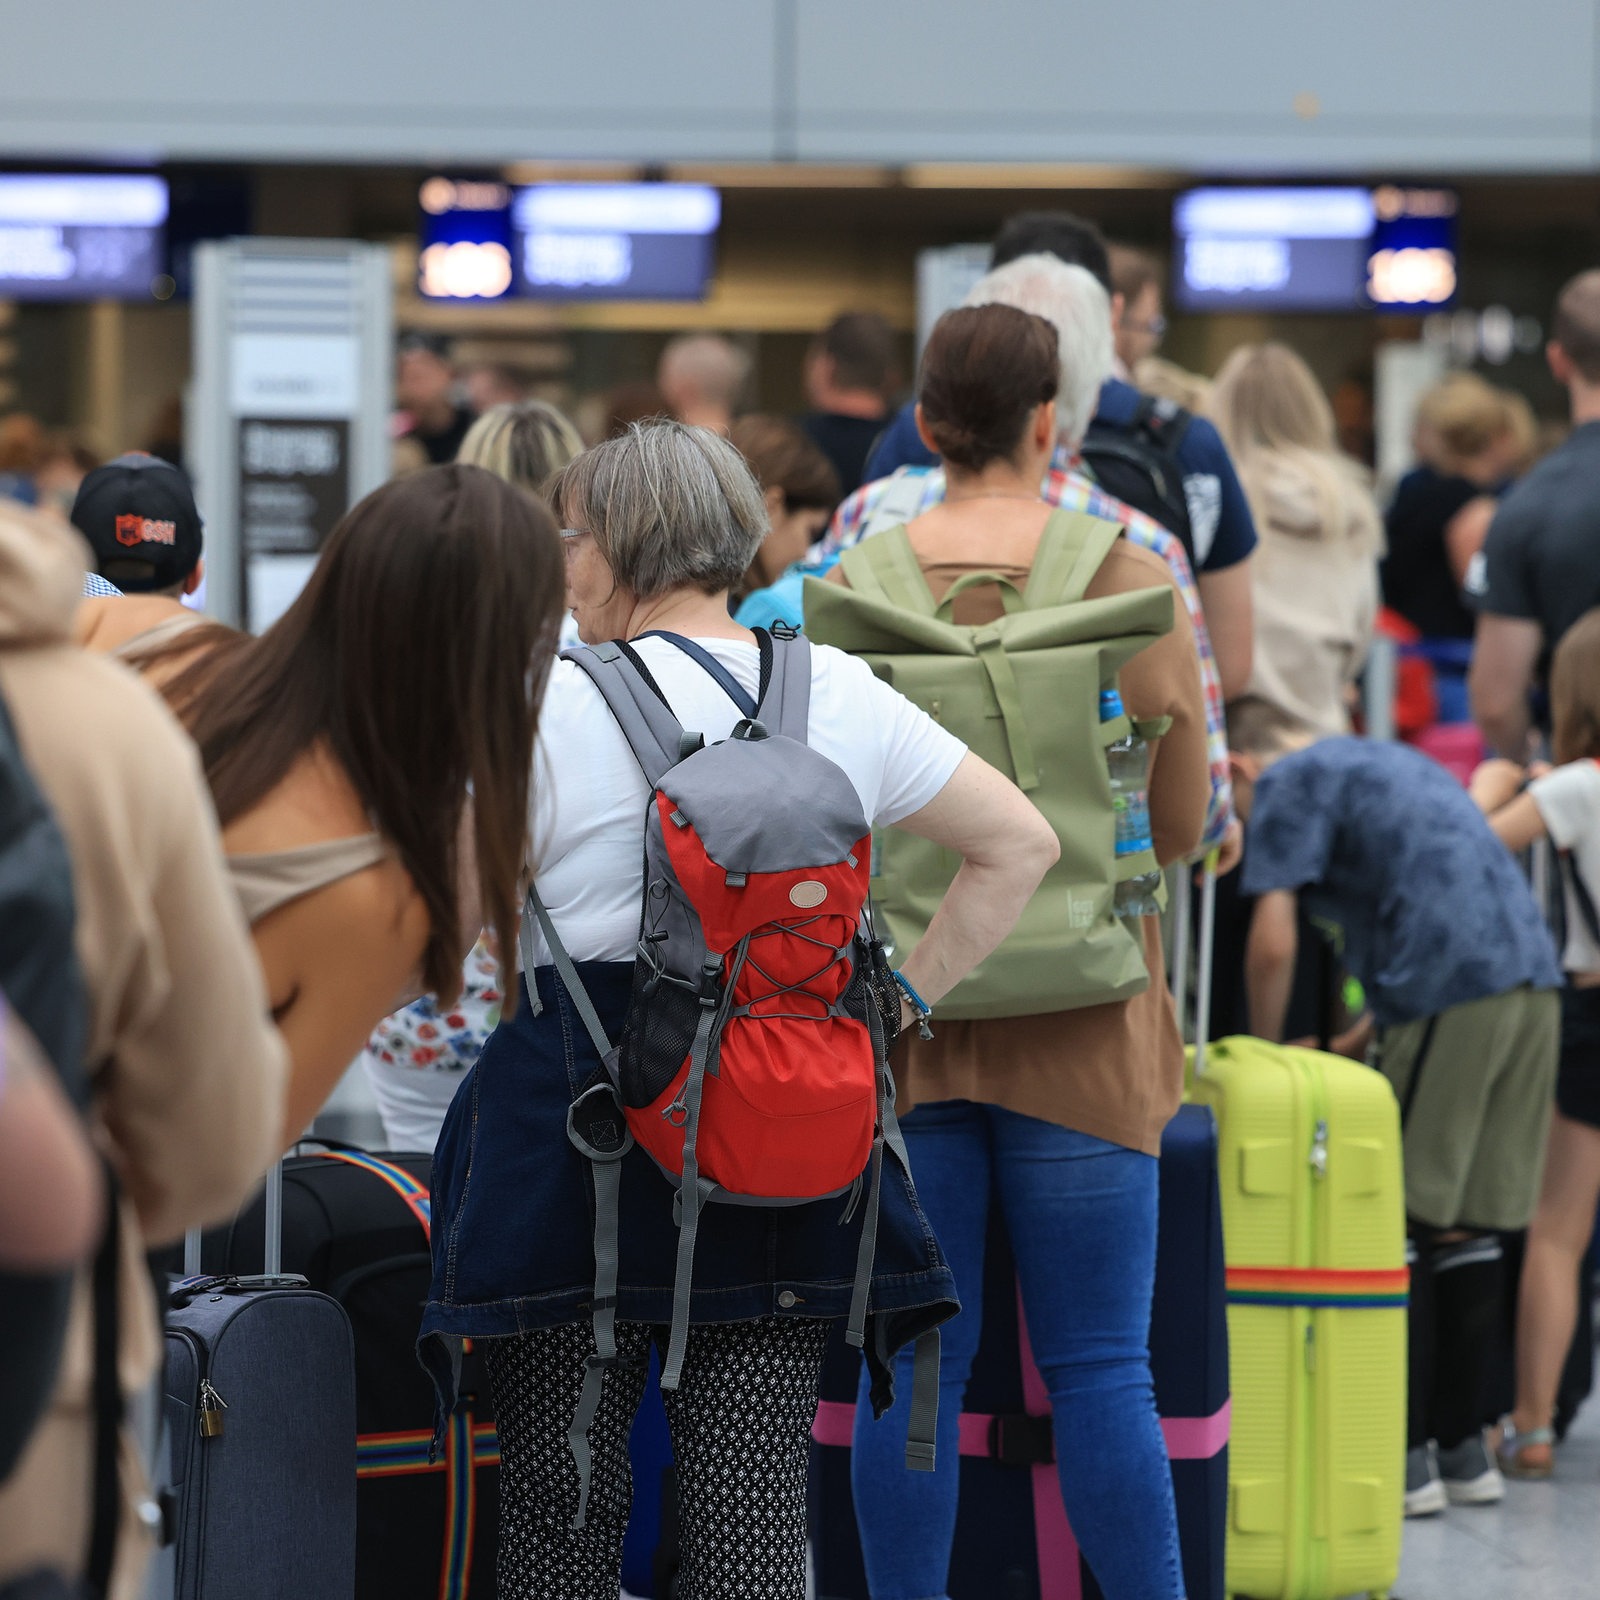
[362,397,586,1151]
[421,419,1059,1599]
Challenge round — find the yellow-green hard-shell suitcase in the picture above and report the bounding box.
[1188,1036,1406,1599]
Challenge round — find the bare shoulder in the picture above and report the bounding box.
[251,847,428,1007]
[73,593,189,652]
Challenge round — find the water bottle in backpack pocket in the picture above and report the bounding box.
[1101,688,1163,920]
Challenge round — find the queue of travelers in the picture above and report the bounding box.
[1,206,1597,1600]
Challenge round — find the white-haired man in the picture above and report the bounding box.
[814,255,1235,855]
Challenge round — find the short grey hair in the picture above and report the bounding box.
[963,255,1112,450]
[549,420,768,599]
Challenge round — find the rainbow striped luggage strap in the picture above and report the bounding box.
[320,1150,491,1600]
[1225,1266,1409,1309]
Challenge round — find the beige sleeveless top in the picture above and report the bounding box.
[229,833,389,925]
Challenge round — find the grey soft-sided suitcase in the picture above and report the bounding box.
[163,1163,356,1599]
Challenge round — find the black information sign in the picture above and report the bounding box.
[237,416,350,556]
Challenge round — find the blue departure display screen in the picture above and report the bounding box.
[512,184,720,302]
[0,175,168,301]
[1173,186,1458,314]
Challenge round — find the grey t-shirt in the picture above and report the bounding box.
[1469,421,1600,667]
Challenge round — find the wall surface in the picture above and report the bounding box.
[5,0,1599,171]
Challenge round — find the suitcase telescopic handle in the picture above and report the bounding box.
[182,1157,285,1277]
[1192,854,1218,1077]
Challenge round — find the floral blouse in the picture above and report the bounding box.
[364,936,502,1074]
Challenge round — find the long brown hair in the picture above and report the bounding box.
[1551,607,1600,766]
[162,464,563,1002]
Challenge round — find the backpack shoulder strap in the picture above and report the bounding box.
[754,631,812,742]
[566,642,685,788]
[634,631,759,720]
[1136,392,1195,457]
[1561,850,1600,950]
[858,469,932,542]
[1022,510,1123,608]
[838,525,939,616]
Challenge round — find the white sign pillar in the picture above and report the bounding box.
[190,239,393,631]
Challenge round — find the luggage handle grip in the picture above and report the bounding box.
[169,1271,308,1309]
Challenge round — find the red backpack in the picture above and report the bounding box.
[521,631,937,1525]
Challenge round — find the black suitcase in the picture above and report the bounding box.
[810,1104,1229,1600]
[164,1162,356,1600]
[192,1146,499,1600]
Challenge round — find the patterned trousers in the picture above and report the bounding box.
[485,1315,830,1600]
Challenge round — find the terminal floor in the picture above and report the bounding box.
[1396,1400,1600,1600]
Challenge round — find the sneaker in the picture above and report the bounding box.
[1405,1443,1448,1516]
[1437,1433,1506,1504]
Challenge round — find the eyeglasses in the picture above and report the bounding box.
[1122,314,1168,340]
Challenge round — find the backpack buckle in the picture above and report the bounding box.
[988,1412,1055,1467]
[698,955,724,1009]
[567,1082,634,1164]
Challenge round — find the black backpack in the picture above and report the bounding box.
[0,684,92,1490]
[1079,394,1196,563]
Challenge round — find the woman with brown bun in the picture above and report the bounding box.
[837,303,1208,1600]
[77,465,565,1143]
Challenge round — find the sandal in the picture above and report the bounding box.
[1496,1424,1556,1480]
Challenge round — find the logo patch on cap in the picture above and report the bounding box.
[789,881,827,909]
[114,514,177,547]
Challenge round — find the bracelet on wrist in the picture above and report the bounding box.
[892,970,935,1040]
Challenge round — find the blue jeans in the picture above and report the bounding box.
[851,1102,1185,1600]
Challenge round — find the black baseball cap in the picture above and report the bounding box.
[72,453,203,594]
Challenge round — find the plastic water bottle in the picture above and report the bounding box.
[1101,688,1162,919]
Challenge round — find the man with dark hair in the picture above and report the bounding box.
[992,210,1112,285]
[800,311,898,495]
[1469,269,1600,755]
[864,209,1258,700]
[396,332,475,464]
[72,453,204,599]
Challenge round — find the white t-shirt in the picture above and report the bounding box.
[1530,758,1600,974]
[526,635,967,965]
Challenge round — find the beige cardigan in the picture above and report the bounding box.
[1241,452,1382,738]
[0,506,286,1598]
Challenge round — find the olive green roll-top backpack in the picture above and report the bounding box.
[804,510,1174,1020]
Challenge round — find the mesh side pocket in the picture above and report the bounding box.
[618,951,702,1109]
[842,938,901,1061]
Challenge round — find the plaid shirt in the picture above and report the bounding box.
[819,448,1233,847]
